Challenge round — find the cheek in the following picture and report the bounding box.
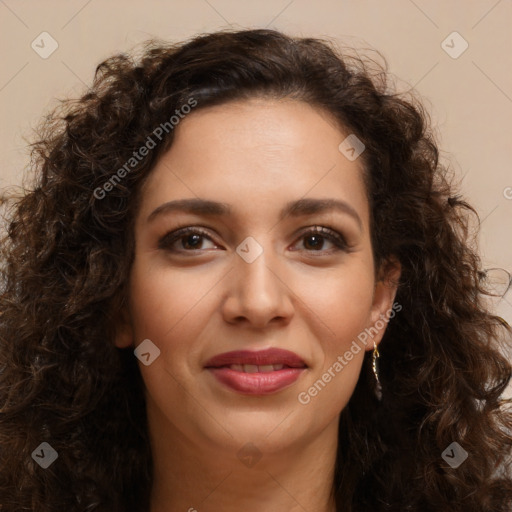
[293,264,375,349]
[127,258,218,350]
[291,265,373,412]
[127,259,218,406]
[298,352,364,423]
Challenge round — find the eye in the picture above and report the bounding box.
[158,227,219,252]
[158,225,350,255]
[291,226,349,254]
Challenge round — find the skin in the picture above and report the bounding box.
[115,97,401,512]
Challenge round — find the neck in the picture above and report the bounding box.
[147,404,339,512]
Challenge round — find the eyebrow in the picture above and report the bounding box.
[147,197,363,231]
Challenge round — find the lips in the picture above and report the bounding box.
[204,348,307,395]
[223,363,287,373]
[204,348,307,369]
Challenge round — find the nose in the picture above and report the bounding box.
[221,240,295,329]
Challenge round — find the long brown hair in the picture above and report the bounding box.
[1,28,511,511]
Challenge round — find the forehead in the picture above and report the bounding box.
[138,98,370,228]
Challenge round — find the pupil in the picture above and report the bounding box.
[305,235,322,250]
[184,234,202,249]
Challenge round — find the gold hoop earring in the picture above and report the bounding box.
[372,341,382,400]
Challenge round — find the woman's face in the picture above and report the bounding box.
[115,97,399,459]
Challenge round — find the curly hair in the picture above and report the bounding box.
[1,28,511,512]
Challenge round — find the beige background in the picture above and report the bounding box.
[1,1,511,392]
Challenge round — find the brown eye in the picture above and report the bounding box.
[158,227,218,252]
[158,225,350,256]
[293,226,349,254]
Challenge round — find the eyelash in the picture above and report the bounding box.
[157,225,350,255]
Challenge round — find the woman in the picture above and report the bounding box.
[0,28,511,512]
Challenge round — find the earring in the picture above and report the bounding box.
[372,341,382,400]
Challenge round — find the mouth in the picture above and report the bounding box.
[204,348,308,395]
[212,363,302,373]
[204,348,307,369]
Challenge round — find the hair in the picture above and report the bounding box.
[1,28,511,512]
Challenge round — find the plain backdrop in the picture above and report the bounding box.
[1,0,511,396]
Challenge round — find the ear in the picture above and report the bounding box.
[112,304,135,349]
[365,256,401,351]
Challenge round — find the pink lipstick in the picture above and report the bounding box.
[204,348,307,395]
